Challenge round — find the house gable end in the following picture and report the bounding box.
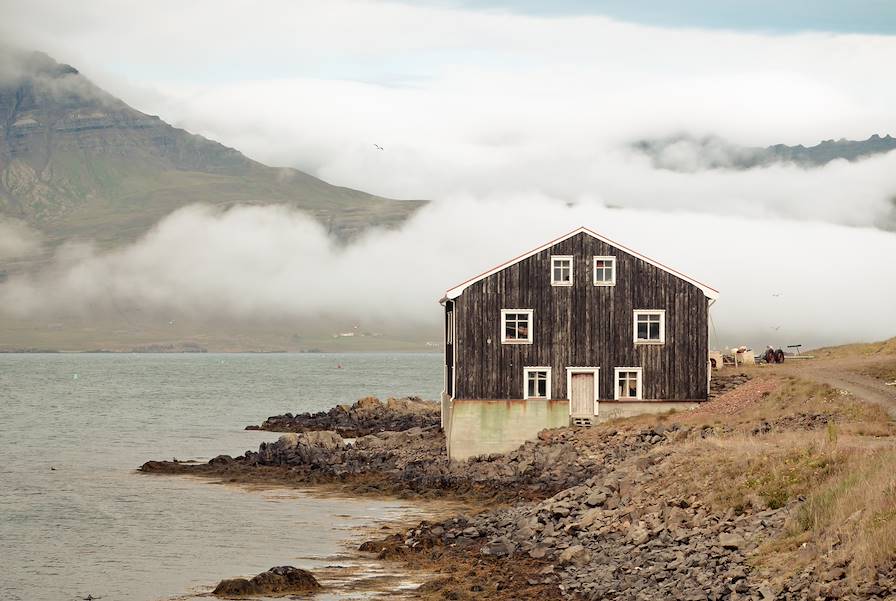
[442,227,718,302]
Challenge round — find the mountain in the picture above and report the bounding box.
[633,133,896,172]
[0,50,423,267]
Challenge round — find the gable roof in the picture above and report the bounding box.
[441,226,719,302]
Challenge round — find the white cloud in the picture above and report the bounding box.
[2,0,896,346]
[1,200,893,350]
[0,219,42,260]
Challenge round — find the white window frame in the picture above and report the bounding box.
[523,366,552,399]
[550,255,574,287]
[565,367,600,415]
[614,367,643,400]
[633,309,665,345]
[593,256,617,286]
[501,309,534,344]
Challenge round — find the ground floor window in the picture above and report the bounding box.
[524,367,551,399]
[614,367,643,400]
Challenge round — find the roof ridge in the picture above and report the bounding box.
[441,226,718,302]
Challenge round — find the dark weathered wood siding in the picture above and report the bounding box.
[450,232,709,401]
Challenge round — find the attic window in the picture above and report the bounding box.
[551,256,573,286]
[593,256,617,286]
[615,367,643,400]
[633,310,665,344]
[501,309,533,344]
[524,367,551,399]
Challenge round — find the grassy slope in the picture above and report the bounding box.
[812,336,896,358]
[6,151,423,267]
[812,337,896,383]
[614,369,895,588]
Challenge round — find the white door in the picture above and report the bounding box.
[570,372,595,417]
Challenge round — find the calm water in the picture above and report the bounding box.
[0,353,442,601]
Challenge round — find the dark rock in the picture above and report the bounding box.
[245,396,440,437]
[212,566,319,597]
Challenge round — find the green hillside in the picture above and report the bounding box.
[0,51,423,269]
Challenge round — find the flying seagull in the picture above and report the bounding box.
[772,292,783,297]
[373,144,383,150]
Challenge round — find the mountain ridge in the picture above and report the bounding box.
[633,132,896,172]
[0,50,423,267]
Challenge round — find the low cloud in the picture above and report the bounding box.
[2,1,896,349]
[0,219,42,260]
[1,200,893,350]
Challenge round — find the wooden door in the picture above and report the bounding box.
[570,373,595,416]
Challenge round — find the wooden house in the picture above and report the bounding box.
[439,227,718,460]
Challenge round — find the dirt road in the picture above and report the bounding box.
[780,357,896,419]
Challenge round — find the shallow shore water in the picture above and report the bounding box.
[0,353,441,601]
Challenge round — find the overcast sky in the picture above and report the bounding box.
[2,0,896,349]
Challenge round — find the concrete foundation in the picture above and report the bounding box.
[445,398,700,460]
[447,398,570,461]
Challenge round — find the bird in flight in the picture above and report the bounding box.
[772,292,783,297]
[373,144,383,150]
[771,325,781,331]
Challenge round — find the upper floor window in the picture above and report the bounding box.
[615,367,643,400]
[633,310,665,344]
[593,256,617,286]
[524,367,551,399]
[551,255,573,286]
[501,309,533,344]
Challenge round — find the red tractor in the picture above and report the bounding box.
[763,346,786,364]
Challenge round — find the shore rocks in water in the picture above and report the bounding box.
[246,396,440,437]
[212,566,319,597]
[143,422,679,503]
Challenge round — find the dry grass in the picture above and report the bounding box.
[786,446,896,571]
[857,358,896,384]
[659,433,845,513]
[812,336,896,358]
[640,373,896,575]
[688,377,895,439]
[656,432,896,574]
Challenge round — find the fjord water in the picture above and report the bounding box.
[0,353,442,601]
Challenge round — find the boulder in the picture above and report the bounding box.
[585,490,608,507]
[212,566,319,597]
[558,544,591,567]
[577,507,604,529]
[297,430,344,450]
[481,538,515,557]
[354,396,383,411]
[718,533,745,549]
[629,521,651,545]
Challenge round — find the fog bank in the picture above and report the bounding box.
[1,200,893,350]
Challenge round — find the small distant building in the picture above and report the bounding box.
[439,227,718,460]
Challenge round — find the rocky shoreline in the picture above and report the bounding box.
[143,379,896,600]
[142,422,669,503]
[245,396,440,437]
